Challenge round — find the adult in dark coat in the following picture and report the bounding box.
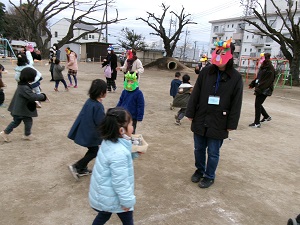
[186,39,243,188]
[102,45,118,92]
[248,53,275,127]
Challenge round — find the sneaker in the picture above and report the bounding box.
[191,170,203,183]
[0,131,10,142]
[68,164,79,181]
[260,116,272,123]
[68,83,73,87]
[73,85,78,88]
[174,114,178,120]
[249,123,261,128]
[175,120,181,125]
[22,135,33,141]
[198,177,214,188]
[170,103,174,110]
[54,88,59,92]
[113,87,117,92]
[77,168,92,177]
[35,101,42,108]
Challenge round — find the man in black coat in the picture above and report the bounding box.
[186,39,243,188]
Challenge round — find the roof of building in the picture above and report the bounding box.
[65,18,98,31]
[51,18,98,31]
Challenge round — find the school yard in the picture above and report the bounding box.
[0,59,299,225]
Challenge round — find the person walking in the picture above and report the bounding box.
[53,59,68,92]
[116,72,145,134]
[169,71,182,110]
[248,52,275,128]
[117,49,144,81]
[0,68,48,142]
[186,38,243,188]
[68,79,107,180]
[194,54,211,75]
[173,74,193,125]
[102,45,118,92]
[65,47,78,88]
[89,107,136,225]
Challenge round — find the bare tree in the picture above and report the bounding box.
[117,27,147,50]
[241,0,300,85]
[7,0,126,57]
[136,3,196,57]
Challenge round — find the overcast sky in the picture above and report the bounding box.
[3,0,245,48]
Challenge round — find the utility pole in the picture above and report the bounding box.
[98,4,107,42]
[168,16,173,37]
[183,28,189,60]
[193,41,197,60]
[105,0,108,42]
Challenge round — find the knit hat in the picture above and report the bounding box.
[107,45,114,51]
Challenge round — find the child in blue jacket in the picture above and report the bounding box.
[68,79,107,180]
[89,107,136,225]
[117,72,145,134]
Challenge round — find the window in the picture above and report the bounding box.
[55,32,58,38]
[89,35,92,38]
[232,24,234,28]
[250,48,252,52]
[258,49,261,53]
[83,35,88,40]
[245,48,247,52]
[227,25,229,28]
[213,26,219,32]
[247,35,249,39]
[212,37,217,44]
[269,19,276,28]
[266,36,273,42]
[252,35,254,39]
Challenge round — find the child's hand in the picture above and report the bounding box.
[122,207,130,212]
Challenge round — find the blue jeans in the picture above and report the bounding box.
[194,133,223,179]
[92,210,134,225]
[5,115,33,136]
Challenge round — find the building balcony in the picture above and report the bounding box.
[233,33,243,40]
[251,39,264,47]
[214,28,225,35]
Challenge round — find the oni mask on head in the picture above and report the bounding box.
[124,72,138,91]
[211,38,233,67]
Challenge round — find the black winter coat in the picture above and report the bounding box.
[186,65,243,139]
[249,60,275,96]
[102,53,118,80]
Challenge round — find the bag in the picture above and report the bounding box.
[262,86,273,96]
[104,65,112,78]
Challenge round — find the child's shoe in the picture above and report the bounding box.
[54,88,59,92]
[65,88,69,91]
[35,101,42,108]
[170,103,174,110]
[68,83,73,87]
[22,134,34,141]
[74,85,78,88]
[175,120,181,125]
[77,167,92,177]
[0,131,10,142]
[68,164,79,181]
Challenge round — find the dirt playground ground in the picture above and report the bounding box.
[0,59,299,225]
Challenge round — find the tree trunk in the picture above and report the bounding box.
[290,49,300,86]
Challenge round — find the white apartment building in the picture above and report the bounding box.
[208,0,300,68]
[50,18,101,46]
